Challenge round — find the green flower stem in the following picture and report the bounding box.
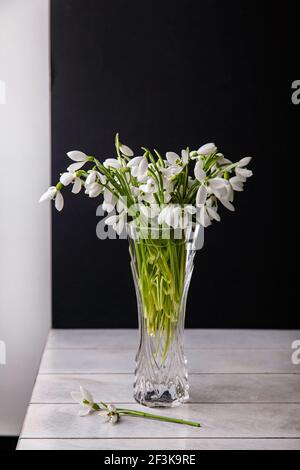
[85,400,201,427]
[131,228,187,359]
[117,408,201,428]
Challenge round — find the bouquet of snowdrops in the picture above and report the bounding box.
[40,133,252,227]
[40,135,252,348]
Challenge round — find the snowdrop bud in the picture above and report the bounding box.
[197,143,217,156]
[120,144,134,157]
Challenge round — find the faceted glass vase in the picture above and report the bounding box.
[128,224,200,408]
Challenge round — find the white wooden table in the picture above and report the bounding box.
[18,329,300,450]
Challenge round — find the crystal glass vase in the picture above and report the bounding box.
[128,224,201,408]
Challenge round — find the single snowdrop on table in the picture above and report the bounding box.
[70,387,200,427]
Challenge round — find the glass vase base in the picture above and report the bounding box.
[134,381,189,408]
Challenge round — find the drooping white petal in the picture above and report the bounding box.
[209,177,228,190]
[88,183,102,198]
[207,206,221,222]
[237,156,252,167]
[197,143,217,155]
[54,191,64,212]
[103,201,116,213]
[235,167,253,178]
[71,391,83,404]
[60,172,74,186]
[105,215,119,226]
[220,198,235,211]
[196,185,208,207]
[86,172,97,186]
[230,176,244,191]
[72,177,82,194]
[166,152,179,165]
[127,156,143,168]
[120,144,134,157]
[194,161,206,182]
[104,158,121,169]
[199,206,211,228]
[104,188,116,204]
[116,198,126,213]
[67,151,88,162]
[39,187,56,203]
[80,386,94,404]
[137,157,148,181]
[68,161,86,172]
[115,212,126,235]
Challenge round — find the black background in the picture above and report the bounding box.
[51,0,295,329]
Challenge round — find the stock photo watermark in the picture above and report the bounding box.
[291,80,300,105]
[95,203,204,250]
[0,340,6,365]
[291,340,300,365]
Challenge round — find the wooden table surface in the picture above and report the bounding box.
[18,329,300,450]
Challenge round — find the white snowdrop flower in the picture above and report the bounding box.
[39,186,64,212]
[85,170,103,186]
[71,386,96,417]
[60,171,82,194]
[85,172,106,198]
[219,197,235,212]
[161,149,189,179]
[104,158,121,169]
[86,182,103,198]
[229,175,245,192]
[195,174,229,208]
[102,188,117,213]
[197,198,220,228]
[235,157,253,179]
[106,404,119,424]
[127,156,149,182]
[67,151,89,172]
[120,144,134,157]
[105,211,127,235]
[197,143,217,156]
[140,177,158,194]
[166,149,189,167]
